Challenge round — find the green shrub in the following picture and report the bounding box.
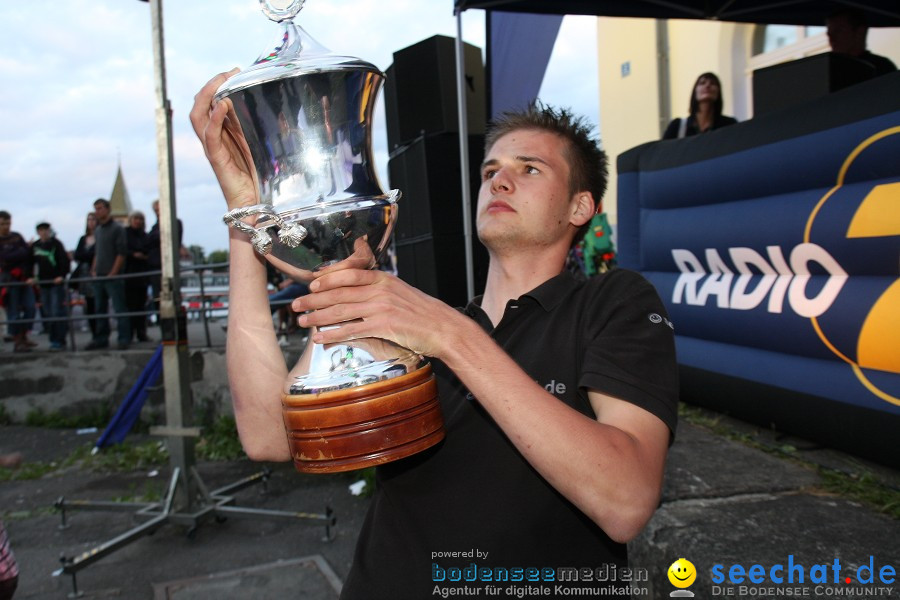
[196,415,245,461]
[24,406,111,429]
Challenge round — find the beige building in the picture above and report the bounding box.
[597,18,900,226]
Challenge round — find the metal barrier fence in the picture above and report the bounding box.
[1,262,303,352]
[0,262,256,351]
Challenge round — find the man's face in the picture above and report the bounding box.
[37,227,51,241]
[476,129,580,253]
[0,217,10,237]
[94,203,110,223]
[130,215,145,230]
[827,15,865,55]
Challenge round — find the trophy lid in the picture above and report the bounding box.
[215,0,381,100]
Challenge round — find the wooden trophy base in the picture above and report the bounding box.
[281,364,444,473]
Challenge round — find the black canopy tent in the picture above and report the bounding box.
[453,0,900,26]
[447,0,899,299]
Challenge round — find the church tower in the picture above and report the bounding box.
[109,164,133,225]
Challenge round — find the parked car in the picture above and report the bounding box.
[182,292,229,321]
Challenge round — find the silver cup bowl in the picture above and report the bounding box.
[216,5,429,397]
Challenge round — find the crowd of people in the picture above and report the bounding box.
[0,200,174,353]
[1,197,313,354]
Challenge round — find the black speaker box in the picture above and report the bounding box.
[390,133,485,239]
[389,132,488,307]
[752,52,875,116]
[385,35,486,150]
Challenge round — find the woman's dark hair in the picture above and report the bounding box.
[84,212,96,236]
[688,72,724,117]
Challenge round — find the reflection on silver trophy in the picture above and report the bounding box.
[218,0,444,473]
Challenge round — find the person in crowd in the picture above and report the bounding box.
[124,211,151,342]
[662,72,737,139]
[0,211,36,353]
[87,198,130,350]
[0,452,21,600]
[192,70,678,598]
[31,222,71,351]
[827,8,897,76]
[146,199,184,324]
[0,520,17,600]
[72,212,98,336]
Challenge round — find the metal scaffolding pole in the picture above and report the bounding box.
[51,3,336,596]
[148,0,198,513]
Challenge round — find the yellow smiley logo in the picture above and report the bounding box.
[668,558,697,588]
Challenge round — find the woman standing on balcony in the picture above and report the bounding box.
[663,72,737,139]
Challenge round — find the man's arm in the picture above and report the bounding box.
[6,235,32,265]
[446,332,669,543]
[222,226,292,460]
[56,239,71,283]
[109,227,128,276]
[190,70,293,461]
[294,269,671,542]
[108,255,125,277]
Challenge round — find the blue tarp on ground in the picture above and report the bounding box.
[95,345,163,450]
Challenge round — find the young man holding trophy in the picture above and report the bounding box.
[192,53,677,598]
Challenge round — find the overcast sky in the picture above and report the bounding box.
[0,0,598,256]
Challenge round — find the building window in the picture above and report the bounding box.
[752,24,827,57]
[745,24,830,118]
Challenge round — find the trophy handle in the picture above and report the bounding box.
[223,205,308,255]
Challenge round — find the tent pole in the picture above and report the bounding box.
[455,10,476,301]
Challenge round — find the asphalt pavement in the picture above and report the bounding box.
[2,409,898,600]
[1,425,366,600]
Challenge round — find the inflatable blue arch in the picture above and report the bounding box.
[617,72,900,466]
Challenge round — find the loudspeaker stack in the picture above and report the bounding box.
[385,35,489,308]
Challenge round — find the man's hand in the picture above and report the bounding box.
[292,268,461,359]
[189,69,259,212]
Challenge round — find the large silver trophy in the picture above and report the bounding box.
[218,0,444,473]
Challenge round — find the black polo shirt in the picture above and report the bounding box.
[341,268,678,600]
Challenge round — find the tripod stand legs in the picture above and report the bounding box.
[53,466,335,597]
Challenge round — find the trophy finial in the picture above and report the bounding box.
[260,0,305,22]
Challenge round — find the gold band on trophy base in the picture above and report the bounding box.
[282,364,445,473]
